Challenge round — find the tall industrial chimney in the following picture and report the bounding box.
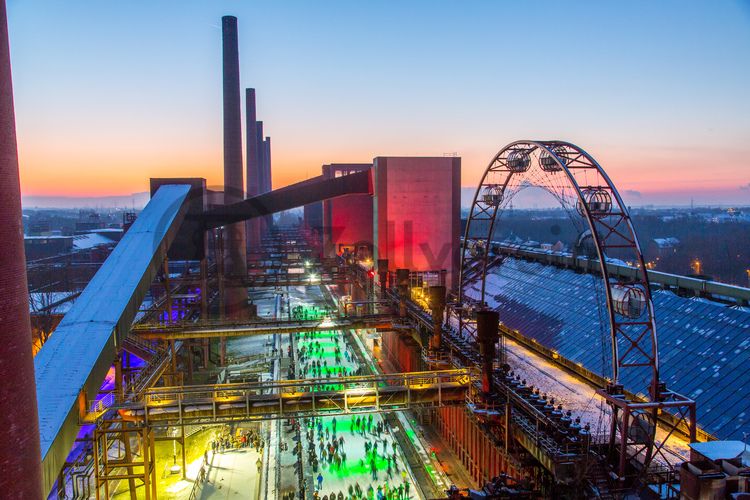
[0,1,43,496]
[255,120,266,235]
[263,136,272,231]
[245,88,261,251]
[221,15,248,318]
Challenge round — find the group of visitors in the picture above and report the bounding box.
[280,326,414,500]
[312,479,412,500]
[209,427,264,454]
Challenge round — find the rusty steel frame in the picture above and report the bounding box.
[93,423,156,500]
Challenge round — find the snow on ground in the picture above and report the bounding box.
[505,339,689,463]
[446,312,689,463]
[200,448,262,500]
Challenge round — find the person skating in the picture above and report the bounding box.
[317,472,324,490]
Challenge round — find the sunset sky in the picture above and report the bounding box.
[7,0,750,206]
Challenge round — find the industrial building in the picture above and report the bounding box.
[2,6,750,500]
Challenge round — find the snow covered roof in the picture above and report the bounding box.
[653,237,680,248]
[472,257,750,440]
[72,232,116,250]
[690,441,750,465]
[24,235,72,240]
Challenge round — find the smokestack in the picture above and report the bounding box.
[221,15,248,318]
[263,136,272,231]
[245,88,261,251]
[0,1,43,496]
[263,136,271,192]
[255,120,264,175]
[255,121,266,235]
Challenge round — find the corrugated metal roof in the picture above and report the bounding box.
[473,257,750,440]
[72,232,116,250]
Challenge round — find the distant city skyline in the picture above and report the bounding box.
[7,1,750,205]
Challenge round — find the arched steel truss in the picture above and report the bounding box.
[457,140,696,482]
[458,140,659,401]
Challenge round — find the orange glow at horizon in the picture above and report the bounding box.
[17,137,749,202]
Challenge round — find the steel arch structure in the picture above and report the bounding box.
[458,141,696,483]
[459,140,660,399]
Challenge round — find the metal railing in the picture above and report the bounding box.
[142,369,469,399]
[107,369,472,425]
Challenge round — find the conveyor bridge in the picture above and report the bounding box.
[98,369,472,426]
[131,314,400,340]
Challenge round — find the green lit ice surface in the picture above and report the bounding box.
[295,329,419,499]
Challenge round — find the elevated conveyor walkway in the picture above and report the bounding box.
[105,369,471,426]
[131,314,399,340]
[33,184,192,494]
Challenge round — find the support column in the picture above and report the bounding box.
[377,259,388,298]
[396,269,410,318]
[217,229,225,319]
[181,425,187,480]
[200,256,208,319]
[0,1,43,495]
[220,337,227,366]
[200,254,210,367]
[476,309,499,396]
[186,344,194,383]
[170,339,177,385]
[163,255,172,322]
[114,354,124,401]
[428,285,446,350]
[216,228,226,367]
[122,423,137,500]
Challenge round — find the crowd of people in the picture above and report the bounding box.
[209,427,264,455]
[294,331,366,390]
[292,305,333,321]
[287,328,415,500]
[305,415,413,500]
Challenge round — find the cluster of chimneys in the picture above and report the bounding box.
[221,15,272,262]
[221,15,273,319]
